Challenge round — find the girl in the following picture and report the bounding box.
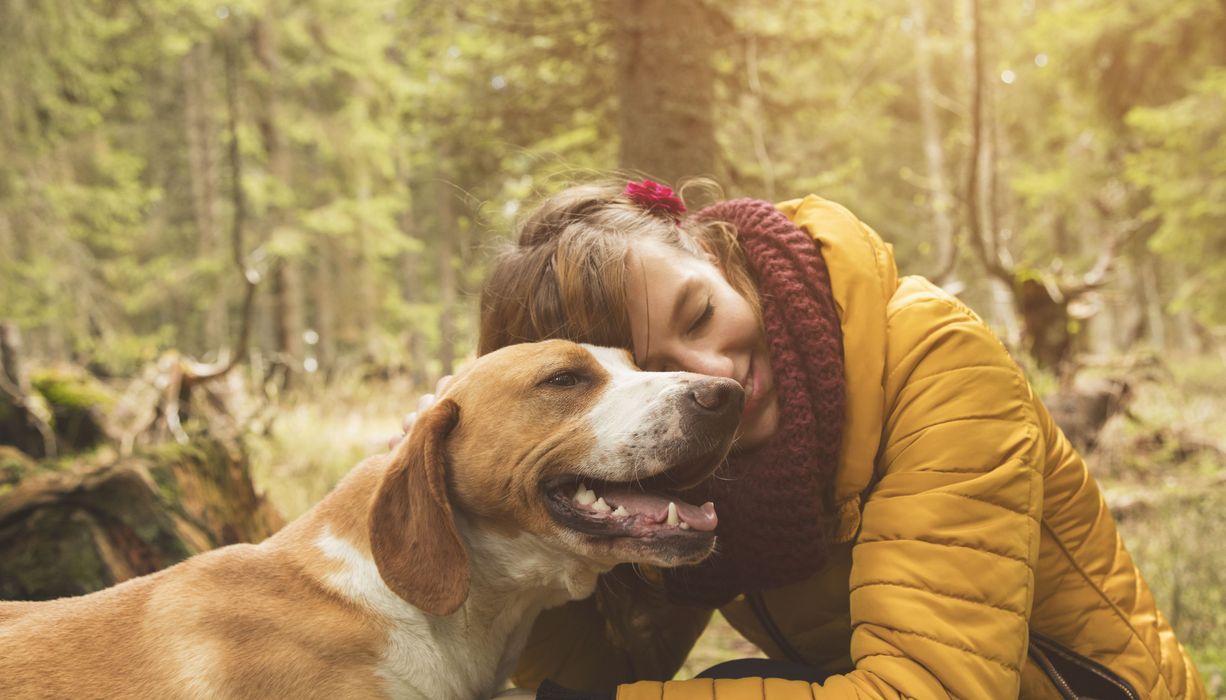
[413,181,1205,699]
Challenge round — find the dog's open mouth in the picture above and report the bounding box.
[543,476,717,539]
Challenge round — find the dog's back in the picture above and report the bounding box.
[1,571,168,697]
[0,542,392,699]
[0,600,37,625]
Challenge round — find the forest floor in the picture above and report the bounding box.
[251,353,1226,693]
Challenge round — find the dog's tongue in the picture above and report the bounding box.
[602,488,718,532]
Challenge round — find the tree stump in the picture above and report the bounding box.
[1044,377,1133,454]
[0,436,283,601]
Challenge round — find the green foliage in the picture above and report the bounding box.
[0,0,1221,369]
[1126,68,1226,324]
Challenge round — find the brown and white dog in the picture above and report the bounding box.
[0,340,743,700]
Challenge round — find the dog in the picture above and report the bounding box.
[0,340,743,699]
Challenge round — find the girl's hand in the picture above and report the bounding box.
[388,375,452,449]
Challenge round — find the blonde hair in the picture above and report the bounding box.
[478,180,760,356]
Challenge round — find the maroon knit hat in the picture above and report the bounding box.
[661,198,846,608]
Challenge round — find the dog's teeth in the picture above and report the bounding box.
[612,505,629,517]
[679,522,691,530]
[592,497,611,513]
[575,485,597,506]
[666,501,679,526]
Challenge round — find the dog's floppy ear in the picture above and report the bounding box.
[369,398,467,615]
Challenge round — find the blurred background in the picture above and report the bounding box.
[0,0,1223,689]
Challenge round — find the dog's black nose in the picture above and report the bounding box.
[690,378,744,413]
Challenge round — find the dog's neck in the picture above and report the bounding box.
[458,513,604,615]
[293,467,606,700]
[385,515,605,697]
[444,516,606,693]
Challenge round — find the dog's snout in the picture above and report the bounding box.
[689,377,745,414]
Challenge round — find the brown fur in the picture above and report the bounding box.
[369,398,468,615]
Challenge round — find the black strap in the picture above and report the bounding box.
[1028,632,1140,700]
[536,679,616,700]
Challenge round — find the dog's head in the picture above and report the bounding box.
[369,339,743,615]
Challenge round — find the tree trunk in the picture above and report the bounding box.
[0,322,27,397]
[1017,278,1075,371]
[253,17,303,390]
[1043,377,1132,454]
[270,261,304,387]
[354,166,379,362]
[611,0,718,184]
[311,246,338,378]
[0,323,55,458]
[912,0,957,282]
[435,166,457,378]
[1139,255,1168,351]
[398,166,430,388]
[741,35,776,201]
[182,43,227,353]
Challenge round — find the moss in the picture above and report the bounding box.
[0,507,110,600]
[0,446,36,486]
[30,368,114,413]
[2,455,29,482]
[149,461,181,504]
[27,367,112,454]
[147,439,208,466]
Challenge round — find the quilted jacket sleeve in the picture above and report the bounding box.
[612,280,1047,700]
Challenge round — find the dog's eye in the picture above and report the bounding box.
[543,371,580,387]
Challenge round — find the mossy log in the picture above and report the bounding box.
[0,437,282,601]
[30,366,113,454]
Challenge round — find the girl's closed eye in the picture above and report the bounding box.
[689,296,715,334]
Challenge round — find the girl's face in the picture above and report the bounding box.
[625,238,779,449]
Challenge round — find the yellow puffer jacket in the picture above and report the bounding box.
[514,195,1206,699]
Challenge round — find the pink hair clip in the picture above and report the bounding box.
[624,180,687,221]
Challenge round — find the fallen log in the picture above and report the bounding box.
[0,435,282,601]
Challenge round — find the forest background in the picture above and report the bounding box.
[1,0,1223,690]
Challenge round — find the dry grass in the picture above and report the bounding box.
[247,376,417,519]
[1088,355,1226,694]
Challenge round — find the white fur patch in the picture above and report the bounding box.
[581,345,691,481]
[315,528,443,698]
[315,528,416,622]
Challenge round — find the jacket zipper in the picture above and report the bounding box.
[1027,643,1079,700]
[746,591,808,665]
[1029,631,1140,700]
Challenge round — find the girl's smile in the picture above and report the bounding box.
[625,238,779,449]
